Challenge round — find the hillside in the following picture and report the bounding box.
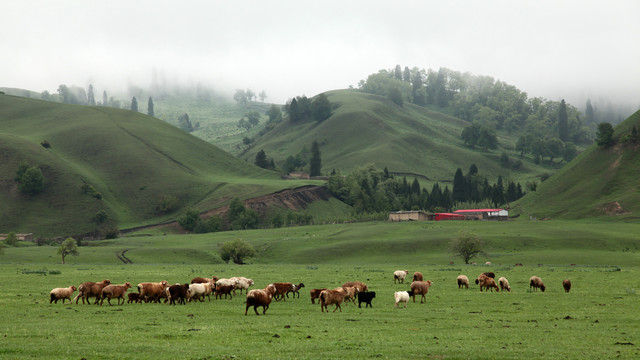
[512,109,640,220]
[243,89,556,184]
[0,95,314,237]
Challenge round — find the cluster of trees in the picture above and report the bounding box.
[327,164,525,214]
[516,134,577,164]
[359,66,593,144]
[233,89,267,106]
[596,123,639,148]
[255,140,322,176]
[238,111,261,131]
[15,162,45,195]
[283,93,332,122]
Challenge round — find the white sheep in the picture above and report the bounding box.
[230,277,254,295]
[394,291,414,308]
[393,270,409,284]
[456,275,469,289]
[189,282,213,302]
[530,276,546,292]
[50,285,77,304]
[498,277,511,292]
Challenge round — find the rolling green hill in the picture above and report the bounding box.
[243,90,556,184]
[512,109,640,220]
[0,95,313,237]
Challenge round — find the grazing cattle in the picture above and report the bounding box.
[341,281,368,292]
[100,282,132,306]
[50,285,77,304]
[498,277,511,292]
[529,276,546,292]
[357,291,376,308]
[271,282,295,301]
[245,284,277,316]
[138,281,169,303]
[286,283,305,298]
[562,279,571,293]
[410,280,432,303]
[168,284,191,305]
[310,288,327,304]
[412,272,423,282]
[319,289,346,313]
[457,275,469,289]
[394,291,413,308]
[214,284,234,299]
[74,279,111,305]
[393,270,409,284]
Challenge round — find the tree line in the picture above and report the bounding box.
[327,164,526,214]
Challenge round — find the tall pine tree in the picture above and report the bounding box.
[558,99,569,141]
[147,97,154,117]
[309,141,321,176]
[131,96,138,112]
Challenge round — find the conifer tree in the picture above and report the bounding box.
[309,141,322,177]
[147,97,154,117]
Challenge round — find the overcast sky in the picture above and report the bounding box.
[2,0,639,108]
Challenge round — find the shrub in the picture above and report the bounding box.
[5,232,18,247]
[218,239,256,264]
[193,215,223,234]
[18,167,45,195]
[101,225,120,239]
[40,140,51,148]
[178,209,201,232]
[157,195,179,213]
[93,210,108,224]
[81,183,102,199]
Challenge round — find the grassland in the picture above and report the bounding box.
[243,90,558,185]
[0,95,312,237]
[1,221,639,358]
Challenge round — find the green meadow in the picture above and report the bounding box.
[1,221,639,359]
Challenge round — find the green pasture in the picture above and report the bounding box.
[1,220,639,358]
[0,263,638,359]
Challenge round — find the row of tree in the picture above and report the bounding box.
[282,94,332,122]
[327,164,526,214]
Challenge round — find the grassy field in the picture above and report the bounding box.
[1,220,639,359]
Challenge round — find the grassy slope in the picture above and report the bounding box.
[512,109,640,220]
[0,95,308,237]
[243,90,555,184]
